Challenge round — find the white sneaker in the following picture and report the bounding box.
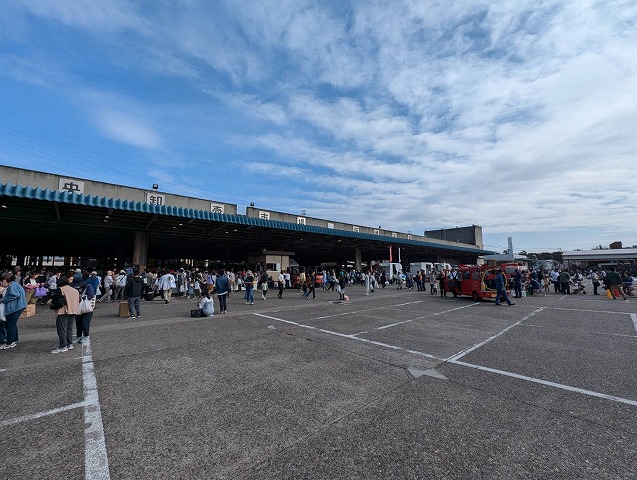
[51,347,68,354]
[67,344,74,350]
[5,342,16,349]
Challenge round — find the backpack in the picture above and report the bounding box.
[49,289,67,310]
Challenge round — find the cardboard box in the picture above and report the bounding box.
[19,304,36,319]
[119,301,129,317]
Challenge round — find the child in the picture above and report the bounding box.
[194,278,202,298]
[260,273,269,300]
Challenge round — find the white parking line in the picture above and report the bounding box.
[631,314,637,334]
[449,359,637,407]
[376,303,479,331]
[0,401,88,428]
[254,313,439,359]
[446,308,544,362]
[82,338,111,480]
[521,323,637,338]
[257,308,637,407]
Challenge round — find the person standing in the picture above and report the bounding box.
[338,272,347,300]
[606,267,627,300]
[494,269,515,306]
[215,270,230,314]
[244,270,255,305]
[305,272,316,299]
[559,270,571,295]
[0,272,27,350]
[438,271,447,297]
[550,268,561,293]
[590,269,601,295]
[513,270,523,298]
[125,271,143,318]
[284,271,291,289]
[74,281,96,343]
[277,270,285,299]
[158,270,176,304]
[113,270,127,301]
[51,275,80,354]
[260,272,270,300]
[176,269,186,297]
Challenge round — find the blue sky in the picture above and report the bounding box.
[1,0,636,253]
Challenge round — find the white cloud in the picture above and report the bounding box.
[15,0,148,33]
[92,109,162,150]
[2,0,636,249]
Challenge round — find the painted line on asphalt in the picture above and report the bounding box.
[446,308,545,362]
[631,314,637,334]
[521,323,637,338]
[312,300,422,321]
[254,313,439,359]
[449,359,637,407]
[82,338,111,480]
[375,303,479,331]
[0,401,89,428]
[547,307,633,315]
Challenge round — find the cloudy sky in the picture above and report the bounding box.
[1,0,635,253]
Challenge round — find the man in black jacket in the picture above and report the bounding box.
[125,271,144,318]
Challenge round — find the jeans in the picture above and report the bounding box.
[56,314,75,348]
[3,309,23,344]
[246,286,254,303]
[495,287,512,305]
[75,312,93,337]
[218,294,227,312]
[128,297,141,316]
[514,283,522,298]
[560,282,570,294]
[593,282,600,295]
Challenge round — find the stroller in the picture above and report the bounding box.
[570,278,587,294]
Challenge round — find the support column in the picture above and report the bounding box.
[354,248,362,271]
[133,232,149,272]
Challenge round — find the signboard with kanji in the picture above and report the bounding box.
[145,192,165,206]
[58,178,85,195]
[210,203,225,214]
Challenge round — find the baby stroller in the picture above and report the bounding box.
[570,278,587,294]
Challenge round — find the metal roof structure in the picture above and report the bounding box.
[0,179,492,266]
[563,249,637,262]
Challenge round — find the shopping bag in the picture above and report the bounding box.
[78,296,95,315]
[35,286,47,297]
[0,303,5,321]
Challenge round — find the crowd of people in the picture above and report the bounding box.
[1,262,633,353]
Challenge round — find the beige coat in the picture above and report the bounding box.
[57,285,80,315]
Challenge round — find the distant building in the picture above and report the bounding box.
[425,225,483,249]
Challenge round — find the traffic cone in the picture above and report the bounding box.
[606,288,612,299]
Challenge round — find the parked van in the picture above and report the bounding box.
[433,262,452,273]
[409,262,434,275]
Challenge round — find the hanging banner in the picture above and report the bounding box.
[389,246,393,262]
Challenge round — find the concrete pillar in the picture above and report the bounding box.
[354,247,362,271]
[133,232,148,271]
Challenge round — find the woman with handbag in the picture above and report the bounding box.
[50,274,80,354]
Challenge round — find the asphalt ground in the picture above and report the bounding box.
[1,284,636,479]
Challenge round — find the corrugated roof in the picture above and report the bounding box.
[0,182,490,254]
